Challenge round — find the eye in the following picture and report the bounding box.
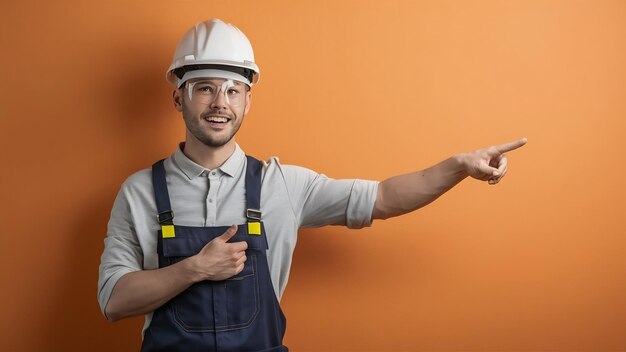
[227,88,241,95]
[196,85,215,94]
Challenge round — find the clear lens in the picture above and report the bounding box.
[186,79,246,107]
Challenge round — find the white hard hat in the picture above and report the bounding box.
[166,19,260,87]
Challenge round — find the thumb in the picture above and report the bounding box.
[216,224,238,242]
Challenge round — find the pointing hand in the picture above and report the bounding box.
[459,138,527,185]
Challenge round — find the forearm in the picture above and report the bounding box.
[372,154,468,220]
[105,257,200,321]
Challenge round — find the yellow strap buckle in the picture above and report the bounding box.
[247,222,261,235]
[161,225,176,238]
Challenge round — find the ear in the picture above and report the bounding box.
[172,88,183,112]
[243,90,252,115]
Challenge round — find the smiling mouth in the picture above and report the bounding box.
[203,116,232,124]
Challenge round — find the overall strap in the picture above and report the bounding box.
[245,156,263,235]
[152,159,174,226]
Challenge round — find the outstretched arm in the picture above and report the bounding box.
[372,138,527,220]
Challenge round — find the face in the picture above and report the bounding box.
[173,78,251,148]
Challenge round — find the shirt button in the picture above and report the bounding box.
[209,199,213,203]
[211,171,217,176]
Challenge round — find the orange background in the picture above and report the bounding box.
[2,0,625,351]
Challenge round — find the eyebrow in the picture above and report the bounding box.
[191,80,219,85]
[191,79,246,86]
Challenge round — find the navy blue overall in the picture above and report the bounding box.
[141,156,287,352]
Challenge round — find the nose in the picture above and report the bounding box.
[210,90,229,110]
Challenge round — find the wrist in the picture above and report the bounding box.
[452,153,469,176]
[180,256,204,283]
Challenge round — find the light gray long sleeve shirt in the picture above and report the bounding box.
[98,143,379,333]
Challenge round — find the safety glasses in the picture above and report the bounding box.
[185,79,247,107]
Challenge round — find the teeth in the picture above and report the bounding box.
[205,116,229,123]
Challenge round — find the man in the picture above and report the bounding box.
[98,19,526,352]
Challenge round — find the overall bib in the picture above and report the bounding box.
[141,156,287,352]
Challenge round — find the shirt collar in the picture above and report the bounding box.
[219,144,246,177]
[172,142,246,180]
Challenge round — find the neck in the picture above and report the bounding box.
[182,135,236,170]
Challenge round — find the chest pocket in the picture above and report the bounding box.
[158,224,268,332]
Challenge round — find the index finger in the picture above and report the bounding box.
[494,137,527,154]
[229,240,248,252]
